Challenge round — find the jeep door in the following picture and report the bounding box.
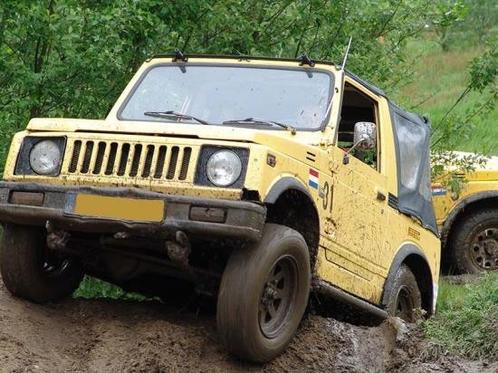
[322,79,390,303]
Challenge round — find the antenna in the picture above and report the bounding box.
[340,37,352,71]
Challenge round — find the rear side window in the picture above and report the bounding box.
[390,104,437,235]
[394,113,430,195]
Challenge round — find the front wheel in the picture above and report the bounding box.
[0,224,83,303]
[217,224,310,363]
[449,209,498,273]
[384,265,422,322]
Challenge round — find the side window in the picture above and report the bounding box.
[337,82,379,170]
[390,104,437,233]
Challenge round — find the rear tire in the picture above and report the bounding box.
[449,209,498,273]
[217,224,310,363]
[0,224,83,303]
[385,265,422,322]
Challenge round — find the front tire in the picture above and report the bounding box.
[217,224,310,363]
[385,265,422,322]
[0,224,83,303]
[449,208,498,273]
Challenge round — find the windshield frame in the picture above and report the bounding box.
[117,62,336,132]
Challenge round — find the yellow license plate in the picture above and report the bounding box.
[73,194,165,222]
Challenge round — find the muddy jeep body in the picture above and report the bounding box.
[0,55,440,362]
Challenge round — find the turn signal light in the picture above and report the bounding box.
[9,191,44,206]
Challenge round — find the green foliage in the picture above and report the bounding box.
[431,151,487,196]
[396,24,497,160]
[424,274,498,360]
[468,46,498,93]
[430,41,497,156]
[459,0,498,44]
[430,0,468,51]
[427,0,497,51]
[404,1,498,166]
[73,275,151,302]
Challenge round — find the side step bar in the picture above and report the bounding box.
[313,279,388,320]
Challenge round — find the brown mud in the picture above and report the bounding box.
[0,280,495,373]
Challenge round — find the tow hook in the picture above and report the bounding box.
[166,231,191,270]
[46,222,70,251]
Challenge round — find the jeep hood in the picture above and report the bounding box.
[27,117,321,147]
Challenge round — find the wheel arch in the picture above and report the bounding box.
[264,177,320,271]
[381,243,435,315]
[441,191,498,247]
[263,177,313,204]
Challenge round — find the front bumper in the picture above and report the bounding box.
[0,182,266,242]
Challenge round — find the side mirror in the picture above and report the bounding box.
[343,122,377,165]
[353,121,377,150]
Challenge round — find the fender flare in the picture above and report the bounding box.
[262,176,321,269]
[263,177,312,204]
[441,191,498,244]
[381,243,434,313]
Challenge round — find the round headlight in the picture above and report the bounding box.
[206,150,242,187]
[29,140,62,175]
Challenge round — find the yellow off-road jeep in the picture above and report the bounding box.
[0,54,440,362]
[433,154,498,273]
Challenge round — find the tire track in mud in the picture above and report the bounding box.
[0,280,495,373]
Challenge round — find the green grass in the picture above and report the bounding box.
[395,35,498,154]
[73,276,152,302]
[424,273,498,360]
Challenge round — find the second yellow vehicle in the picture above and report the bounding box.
[433,154,498,273]
[0,53,440,362]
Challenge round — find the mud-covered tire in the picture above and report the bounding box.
[217,224,310,363]
[0,224,83,303]
[385,265,422,322]
[448,209,498,274]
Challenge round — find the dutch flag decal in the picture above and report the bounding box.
[431,185,447,196]
[309,168,319,189]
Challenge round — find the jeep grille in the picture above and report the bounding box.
[66,140,193,181]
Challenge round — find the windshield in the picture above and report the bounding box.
[119,65,334,130]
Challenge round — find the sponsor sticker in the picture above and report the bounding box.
[309,168,319,189]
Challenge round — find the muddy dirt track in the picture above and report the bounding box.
[0,280,495,373]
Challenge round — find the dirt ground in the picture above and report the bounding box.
[0,280,495,373]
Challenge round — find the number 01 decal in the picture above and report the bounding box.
[321,181,333,212]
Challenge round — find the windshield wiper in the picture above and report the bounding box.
[144,110,210,125]
[222,117,296,134]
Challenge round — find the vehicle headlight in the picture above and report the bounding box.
[206,150,242,186]
[29,140,62,175]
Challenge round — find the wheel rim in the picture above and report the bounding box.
[395,286,414,321]
[42,248,71,278]
[469,228,498,271]
[259,256,298,339]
